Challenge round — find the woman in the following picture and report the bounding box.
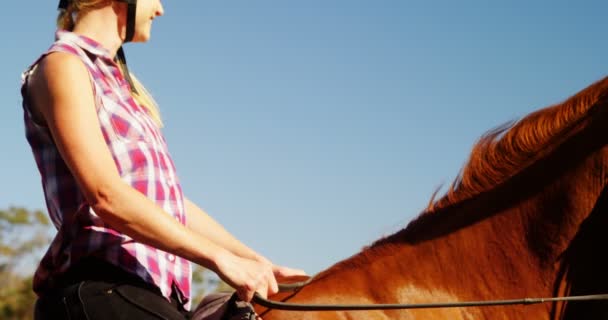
[21,0,305,318]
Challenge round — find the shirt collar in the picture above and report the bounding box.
[55,30,115,61]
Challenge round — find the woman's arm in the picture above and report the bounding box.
[184,198,263,261]
[184,197,307,280]
[27,51,277,302]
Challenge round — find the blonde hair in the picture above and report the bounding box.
[57,0,163,127]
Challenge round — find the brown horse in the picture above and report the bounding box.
[254,77,608,320]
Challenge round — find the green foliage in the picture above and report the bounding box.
[0,274,36,319]
[0,207,52,320]
[0,207,51,272]
[0,207,48,226]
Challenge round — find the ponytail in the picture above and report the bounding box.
[128,72,164,127]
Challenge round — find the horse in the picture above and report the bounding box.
[253,77,608,320]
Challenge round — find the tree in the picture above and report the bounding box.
[0,207,53,320]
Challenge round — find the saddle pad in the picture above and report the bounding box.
[190,292,256,320]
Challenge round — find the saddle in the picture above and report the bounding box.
[192,276,312,320]
[190,292,256,320]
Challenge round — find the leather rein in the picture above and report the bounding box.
[252,282,608,311]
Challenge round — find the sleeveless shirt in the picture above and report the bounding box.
[21,30,192,310]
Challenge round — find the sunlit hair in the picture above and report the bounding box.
[57,0,163,127]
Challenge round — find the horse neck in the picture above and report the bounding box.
[258,141,608,319]
[269,151,607,318]
[396,153,605,298]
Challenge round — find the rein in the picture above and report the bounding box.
[254,287,608,311]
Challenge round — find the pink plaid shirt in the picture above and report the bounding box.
[21,30,192,309]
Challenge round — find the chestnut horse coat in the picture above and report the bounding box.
[255,77,608,320]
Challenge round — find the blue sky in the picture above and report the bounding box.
[2,1,607,275]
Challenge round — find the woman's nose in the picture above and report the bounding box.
[156,1,164,17]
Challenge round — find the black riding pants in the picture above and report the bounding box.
[34,259,190,320]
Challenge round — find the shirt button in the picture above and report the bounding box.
[166,253,176,262]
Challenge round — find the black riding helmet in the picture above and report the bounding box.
[58,0,138,93]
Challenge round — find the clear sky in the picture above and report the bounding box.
[2,1,607,275]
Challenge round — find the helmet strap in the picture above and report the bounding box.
[123,0,137,43]
[117,0,139,93]
[116,47,138,94]
[57,0,139,95]
[58,1,136,43]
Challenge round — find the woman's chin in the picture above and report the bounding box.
[133,32,151,43]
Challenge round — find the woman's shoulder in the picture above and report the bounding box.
[30,51,90,91]
[23,32,89,83]
[26,51,94,122]
[21,32,98,126]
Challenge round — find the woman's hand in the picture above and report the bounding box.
[213,251,279,302]
[255,257,308,283]
[271,265,308,282]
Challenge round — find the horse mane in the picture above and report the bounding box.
[432,80,608,213]
[321,76,608,274]
[409,76,608,222]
